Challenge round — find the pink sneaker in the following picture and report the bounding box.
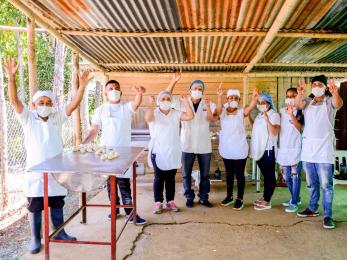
[153,202,163,214]
[166,201,179,212]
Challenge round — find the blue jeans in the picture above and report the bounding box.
[182,152,211,201]
[303,162,334,218]
[282,163,302,205]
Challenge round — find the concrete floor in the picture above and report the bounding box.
[21,176,347,260]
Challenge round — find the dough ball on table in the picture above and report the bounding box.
[72,146,80,152]
[101,154,107,161]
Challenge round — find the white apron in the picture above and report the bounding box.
[250,113,269,161]
[101,105,131,147]
[219,108,248,160]
[148,109,181,171]
[301,99,335,164]
[180,98,215,154]
[25,114,67,197]
[277,109,302,166]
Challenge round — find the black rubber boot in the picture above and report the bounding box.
[29,211,42,254]
[50,208,77,241]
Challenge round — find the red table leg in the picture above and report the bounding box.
[43,172,50,260]
[81,192,87,224]
[110,176,117,259]
[132,162,137,225]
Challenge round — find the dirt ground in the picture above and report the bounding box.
[2,175,347,260]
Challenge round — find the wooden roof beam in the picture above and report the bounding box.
[244,0,301,73]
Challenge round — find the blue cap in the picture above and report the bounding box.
[259,92,274,109]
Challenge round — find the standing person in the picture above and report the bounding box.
[250,92,280,210]
[277,88,304,213]
[295,76,343,229]
[166,74,218,208]
[216,86,258,210]
[82,80,147,225]
[145,92,193,214]
[3,58,90,254]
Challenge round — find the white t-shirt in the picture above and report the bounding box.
[254,110,280,150]
[92,102,135,147]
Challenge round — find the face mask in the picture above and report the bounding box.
[257,104,267,112]
[191,90,202,99]
[37,105,52,118]
[108,90,121,102]
[229,101,238,108]
[285,98,295,106]
[159,101,172,111]
[312,87,325,97]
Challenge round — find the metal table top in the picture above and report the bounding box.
[28,146,145,177]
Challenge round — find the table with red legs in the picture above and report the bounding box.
[29,146,145,260]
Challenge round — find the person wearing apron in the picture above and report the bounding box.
[215,87,258,210]
[250,92,281,211]
[165,74,219,208]
[277,87,304,213]
[295,75,343,229]
[145,91,193,214]
[3,58,90,254]
[83,80,147,225]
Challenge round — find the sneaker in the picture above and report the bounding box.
[282,199,302,207]
[221,197,233,207]
[166,201,179,212]
[127,214,147,225]
[233,199,244,210]
[107,208,120,220]
[253,198,264,206]
[323,217,335,229]
[297,208,319,218]
[186,199,194,208]
[254,201,272,211]
[153,202,163,214]
[285,204,298,213]
[199,200,213,208]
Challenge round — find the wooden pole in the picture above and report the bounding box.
[0,58,9,209]
[71,51,82,145]
[27,16,38,107]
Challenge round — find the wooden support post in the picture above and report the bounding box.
[27,16,38,107]
[101,74,109,103]
[72,51,82,145]
[0,58,9,209]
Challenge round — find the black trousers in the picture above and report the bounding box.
[151,154,177,203]
[107,177,132,215]
[27,196,65,213]
[257,148,277,202]
[222,158,247,200]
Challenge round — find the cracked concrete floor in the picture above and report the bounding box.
[21,176,347,260]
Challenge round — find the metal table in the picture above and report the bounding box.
[28,146,145,260]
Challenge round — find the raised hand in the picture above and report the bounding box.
[327,78,338,95]
[204,96,210,106]
[2,58,19,77]
[217,83,223,96]
[298,78,305,95]
[252,88,259,100]
[78,70,91,87]
[134,85,146,94]
[172,72,181,82]
[286,104,294,116]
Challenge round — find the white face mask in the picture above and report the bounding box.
[285,98,295,106]
[257,104,268,113]
[191,90,202,99]
[312,86,325,97]
[229,101,238,108]
[37,105,53,118]
[159,101,172,111]
[108,90,121,102]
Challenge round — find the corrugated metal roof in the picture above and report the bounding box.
[11,0,347,73]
